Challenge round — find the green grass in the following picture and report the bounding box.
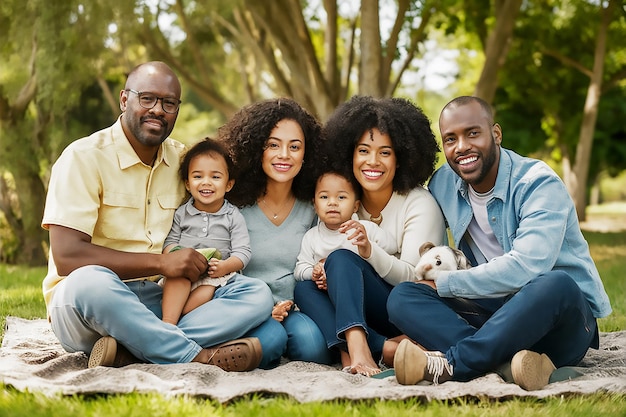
[0,391,625,417]
[0,264,47,337]
[586,230,626,332]
[1,230,625,416]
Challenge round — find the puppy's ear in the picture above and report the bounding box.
[451,247,471,270]
[419,241,435,256]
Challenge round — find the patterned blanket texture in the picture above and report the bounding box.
[1,316,625,403]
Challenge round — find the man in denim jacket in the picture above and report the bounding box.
[388,96,611,390]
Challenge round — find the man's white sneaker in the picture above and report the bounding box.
[511,350,556,391]
[394,339,453,385]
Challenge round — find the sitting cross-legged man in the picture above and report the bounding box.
[42,61,277,371]
[388,96,611,391]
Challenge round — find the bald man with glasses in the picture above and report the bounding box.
[42,61,278,372]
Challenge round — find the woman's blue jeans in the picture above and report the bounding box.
[294,249,401,360]
[387,270,599,381]
[246,309,335,368]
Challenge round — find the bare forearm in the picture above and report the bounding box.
[49,225,207,281]
[53,238,163,279]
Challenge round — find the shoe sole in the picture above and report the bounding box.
[393,339,427,385]
[511,350,556,391]
[88,336,117,368]
[208,338,262,372]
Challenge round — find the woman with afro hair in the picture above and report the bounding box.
[294,96,446,376]
[219,97,334,368]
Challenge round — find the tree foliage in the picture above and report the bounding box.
[123,0,441,120]
[494,0,626,218]
[0,0,625,263]
[0,0,129,264]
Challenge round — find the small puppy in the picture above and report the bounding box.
[413,241,471,282]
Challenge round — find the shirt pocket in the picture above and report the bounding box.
[97,192,143,240]
[156,193,184,210]
[153,193,186,233]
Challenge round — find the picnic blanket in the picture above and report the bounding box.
[1,316,625,403]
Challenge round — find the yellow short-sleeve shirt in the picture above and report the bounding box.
[41,118,187,308]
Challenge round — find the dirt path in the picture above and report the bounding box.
[580,212,626,232]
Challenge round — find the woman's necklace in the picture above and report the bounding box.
[369,212,383,225]
[261,196,294,220]
[364,200,384,225]
[363,195,388,226]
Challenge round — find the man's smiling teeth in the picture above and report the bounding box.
[363,170,382,178]
[458,156,478,165]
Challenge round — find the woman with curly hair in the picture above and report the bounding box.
[219,97,334,368]
[294,96,446,376]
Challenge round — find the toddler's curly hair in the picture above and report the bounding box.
[179,137,234,182]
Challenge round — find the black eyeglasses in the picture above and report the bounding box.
[126,89,181,114]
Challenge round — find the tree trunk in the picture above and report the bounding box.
[560,143,572,192]
[0,122,48,266]
[570,0,616,221]
[473,0,523,102]
[12,171,48,266]
[241,0,336,118]
[97,75,119,120]
[0,40,47,265]
[359,0,383,96]
[323,0,340,105]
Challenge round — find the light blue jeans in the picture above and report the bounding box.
[48,265,276,364]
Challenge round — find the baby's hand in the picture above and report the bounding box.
[312,261,327,290]
[339,220,372,258]
[207,258,222,277]
[272,300,294,322]
[312,262,323,279]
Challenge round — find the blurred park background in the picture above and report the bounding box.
[1,0,625,266]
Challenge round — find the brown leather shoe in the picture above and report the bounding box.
[88,336,141,368]
[205,337,262,372]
